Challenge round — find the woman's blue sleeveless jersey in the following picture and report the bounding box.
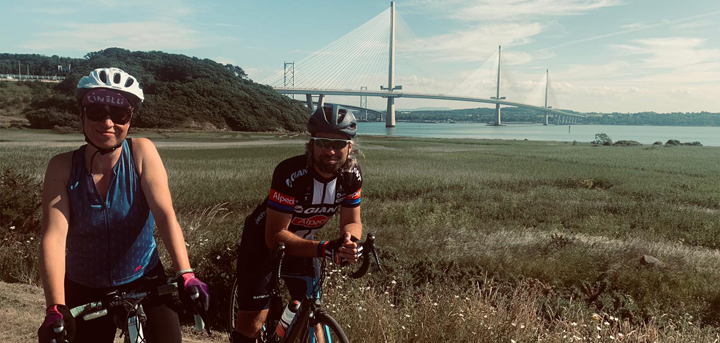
[65,140,159,288]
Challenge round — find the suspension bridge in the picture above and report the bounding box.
[262,2,586,127]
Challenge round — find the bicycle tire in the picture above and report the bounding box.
[228,278,271,343]
[302,312,350,343]
[229,278,240,335]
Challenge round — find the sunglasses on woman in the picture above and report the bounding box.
[311,137,352,149]
[83,104,133,125]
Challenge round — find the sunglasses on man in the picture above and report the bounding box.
[311,137,352,150]
[83,104,133,125]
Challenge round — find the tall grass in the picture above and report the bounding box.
[2,129,720,341]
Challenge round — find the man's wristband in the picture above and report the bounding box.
[317,241,328,258]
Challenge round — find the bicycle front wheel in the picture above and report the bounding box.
[303,312,350,343]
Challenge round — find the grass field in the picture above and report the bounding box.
[2,128,720,342]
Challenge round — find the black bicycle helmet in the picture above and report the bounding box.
[307,104,357,139]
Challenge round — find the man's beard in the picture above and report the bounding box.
[314,153,347,174]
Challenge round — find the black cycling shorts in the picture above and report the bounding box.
[235,222,319,311]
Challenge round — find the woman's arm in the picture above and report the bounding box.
[133,138,191,273]
[39,153,72,307]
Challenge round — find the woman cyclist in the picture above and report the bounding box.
[37,68,209,343]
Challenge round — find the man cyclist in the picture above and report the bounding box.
[37,68,209,343]
[232,104,363,343]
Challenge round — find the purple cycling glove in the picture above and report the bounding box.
[181,273,210,312]
[38,304,75,343]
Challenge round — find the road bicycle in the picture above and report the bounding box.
[50,276,210,343]
[229,233,382,343]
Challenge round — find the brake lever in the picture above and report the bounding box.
[351,233,378,279]
[189,286,212,336]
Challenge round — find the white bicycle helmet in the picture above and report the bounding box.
[76,68,144,109]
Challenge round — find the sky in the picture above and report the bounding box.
[2,0,720,113]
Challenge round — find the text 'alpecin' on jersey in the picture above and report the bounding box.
[248,155,362,238]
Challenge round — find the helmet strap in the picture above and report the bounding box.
[85,134,123,177]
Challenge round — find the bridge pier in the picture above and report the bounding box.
[306,94,314,111]
[386,98,396,127]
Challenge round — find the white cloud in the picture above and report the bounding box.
[404,1,620,64]
[18,22,204,52]
[407,0,621,21]
[450,0,621,21]
[621,23,646,30]
[614,38,720,70]
[554,61,632,81]
[416,23,544,62]
[504,51,534,65]
[214,57,236,65]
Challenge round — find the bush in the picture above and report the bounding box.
[613,140,641,147]
[26,108,78,129]
[665,139,681,146]
[0,167,42,239]
[592,132,612,145]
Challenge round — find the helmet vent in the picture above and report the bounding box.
[125,78,134,87]
[99,70,107,83]
[113,73,121,84]
[337,109,347,124]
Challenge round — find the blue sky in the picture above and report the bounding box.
[2,0,720,113]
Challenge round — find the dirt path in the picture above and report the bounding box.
[0,282,225,343]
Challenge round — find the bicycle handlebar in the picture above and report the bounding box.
[272,233,381,280]
[352,233,382,279]
[51,280,208,342]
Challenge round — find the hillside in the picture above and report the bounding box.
[0,49,310,132]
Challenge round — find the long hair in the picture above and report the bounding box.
[305,137,361,173]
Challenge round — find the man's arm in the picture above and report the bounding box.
[265,208,324,257]
[337,206,362,263]
[339,206,362,239]
[39,153,72,307]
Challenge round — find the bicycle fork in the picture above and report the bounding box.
[125,306,146,343]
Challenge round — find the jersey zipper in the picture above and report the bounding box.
[103,200,111,287]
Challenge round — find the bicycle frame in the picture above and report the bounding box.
[270,233,381,343]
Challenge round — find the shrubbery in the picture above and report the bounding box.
[0,167,43,283]
[3,49,310,132]
[0,167,42,239]
[592,132,612,145]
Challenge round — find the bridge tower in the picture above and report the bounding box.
[385,1,397,127]
[544,69,549,126]
[284,62,295,100]
[360,86,368,121]
[491,45,505,126]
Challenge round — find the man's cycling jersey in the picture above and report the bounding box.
[236,154,362,311]
[245,154,362,239]
[66,140,159,288]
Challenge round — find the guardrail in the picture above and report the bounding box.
[0,74,66,81]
